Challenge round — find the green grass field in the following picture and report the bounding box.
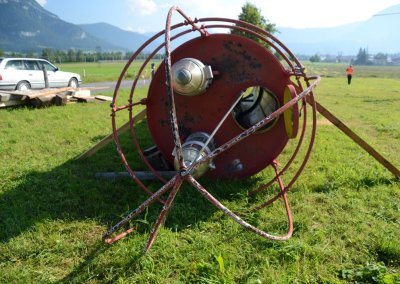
[59,60,161,83]
[0,62,399,283]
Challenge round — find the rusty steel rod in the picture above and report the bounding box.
[187,174,293,241]
[313,100,400,178]
[144,176,183,252]
[189,77,320,173]
[127,29,194,185]
[102,175,178,244]
[182,91,245,176]
[165,6,185,170]
[252,89,318,210]
[249,100,308,196]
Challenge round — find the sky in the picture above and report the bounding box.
[37,0,400,33]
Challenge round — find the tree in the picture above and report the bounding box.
[26,50,35,58]
[54,50,67,63]
[42,48,54,62]
[77,50,85,62]
[374,53,387,60]
[309,54,321,62]
[0,49,5,57]
[354,47,371,65]
[67,49,76,62]
[231,3,277,46]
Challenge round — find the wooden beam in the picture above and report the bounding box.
[0,100,26,108]
[29,94,56,108]
[312,99,400,178]
[95,95,113,102]
[53,93,69,106]
[2,86,109,100]
[75,108,147,160]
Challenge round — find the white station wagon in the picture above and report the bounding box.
[0,58,81,91]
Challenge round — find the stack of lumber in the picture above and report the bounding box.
[0,87,112,108]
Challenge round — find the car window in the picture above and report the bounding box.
[38,61,57,72]
[5,60,25,70]
[25,60,40,71]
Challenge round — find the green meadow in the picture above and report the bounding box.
[59,61,160,83]
[0,62,399,283]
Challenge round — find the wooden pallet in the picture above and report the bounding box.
[0,87,111,108]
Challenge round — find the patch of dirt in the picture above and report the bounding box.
[317,118,333,125]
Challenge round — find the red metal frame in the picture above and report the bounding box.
[106,6,320,252]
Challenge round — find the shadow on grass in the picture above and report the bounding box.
[1,135,263,240]
[1,120,268,281]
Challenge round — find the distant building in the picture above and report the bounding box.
[390,56,400,66]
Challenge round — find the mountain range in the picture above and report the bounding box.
[278,5,400,55]
[0,0,124,52]
[1,0,399,55]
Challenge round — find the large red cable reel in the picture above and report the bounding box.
[105,6,320,252]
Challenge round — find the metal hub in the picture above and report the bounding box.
[171,58,213,96]
[147,34,293,178]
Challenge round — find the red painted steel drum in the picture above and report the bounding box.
[147,34,293,178]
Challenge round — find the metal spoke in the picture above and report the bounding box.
[187,175,293,241]
[102,175,178,244]
[182,91,244,176]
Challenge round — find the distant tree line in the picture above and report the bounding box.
[41,48,132,63]
[0,48,161,64]
[0,45,398,66]
[307,47,400,66]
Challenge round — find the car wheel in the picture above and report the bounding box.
[16,81,31,91]
[68,78,78,88]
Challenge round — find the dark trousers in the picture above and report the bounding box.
[347,74,352,85]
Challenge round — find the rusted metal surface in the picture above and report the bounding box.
[105,6,322,252]
[147,33,296,178]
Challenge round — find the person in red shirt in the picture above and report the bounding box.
[346,65,354,85]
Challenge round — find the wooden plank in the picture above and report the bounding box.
[29,94,56,108]
[29,87,74,99]
[0,90,32,101]
[0,92,11,102]
[0,100,26,108]
[2,88,73,100]
[72,89,91,99]
[53,94,68,106]
[312,99,400,178]
[0,87,103,100]
[95,95,113,102]
[75,108,147,160]
[76,96,97,103]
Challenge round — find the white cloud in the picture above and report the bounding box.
[173,0,239,19]
[36,0,47,6]
[124,25,147,34]
[127,0,157,15]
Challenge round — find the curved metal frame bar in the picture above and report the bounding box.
[106,6,320,252]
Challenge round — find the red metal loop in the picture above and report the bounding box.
[107,6,321,251]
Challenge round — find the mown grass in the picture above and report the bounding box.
[304,62,400,80]
[59,60,161,84]
[0,63,399,283]
[58,60,400,84]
